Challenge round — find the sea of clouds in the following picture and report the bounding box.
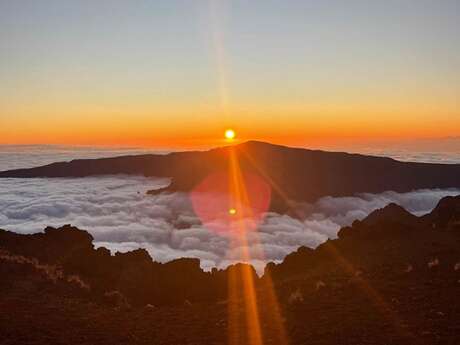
[1,175,459,274]
[0,145,163,171]
[1,145,460,274]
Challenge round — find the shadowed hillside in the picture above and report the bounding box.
[1,195,460,344]
[1,141,460,213]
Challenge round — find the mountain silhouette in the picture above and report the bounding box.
[1,141,460,212]
[1,196,460,344]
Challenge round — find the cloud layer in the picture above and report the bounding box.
[1,175,459,274]
[0,145,161,171]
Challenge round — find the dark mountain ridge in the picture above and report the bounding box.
[1,141,460,212]
[1,195,459,305]
[1,195,460,344]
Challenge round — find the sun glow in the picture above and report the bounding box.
[225,129,236,140]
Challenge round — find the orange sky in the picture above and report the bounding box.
[1,1,459,150]
[2,103,458,149]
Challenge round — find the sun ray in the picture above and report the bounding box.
[238,145,418,343]
[225,146,289,345]
[208,0,230,114]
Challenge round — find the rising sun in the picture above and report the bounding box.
[225,129,236,140]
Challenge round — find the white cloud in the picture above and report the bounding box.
[0,175,459,275]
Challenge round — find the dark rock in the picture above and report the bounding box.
[361,203,419,227]
[422,195,460,229]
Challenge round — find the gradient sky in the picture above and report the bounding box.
[1,0,459,148]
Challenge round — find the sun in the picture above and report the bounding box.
[225,129,236,140]
[228,207,237,215]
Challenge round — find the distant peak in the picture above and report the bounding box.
[234,140,298,151]
[424,195,460,228]
[432,195,460,211]
[237,140,283,147]
[361,203,418,226]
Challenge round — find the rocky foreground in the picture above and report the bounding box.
[1,196,460,345]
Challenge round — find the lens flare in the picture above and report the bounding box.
[190,171,271,233]
[190,145,288,345]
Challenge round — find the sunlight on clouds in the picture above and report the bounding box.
[0,175,458,274]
